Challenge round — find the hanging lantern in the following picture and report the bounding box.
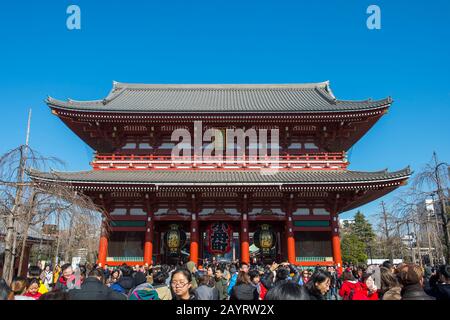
[164,224,186,256]
[254,224,276,255]
[207,222,233,255]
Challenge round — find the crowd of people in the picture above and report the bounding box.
[0,259,449,301]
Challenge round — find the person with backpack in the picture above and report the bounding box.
[127,271,160,300]
[339,270,366,300]
[152,270,172,300]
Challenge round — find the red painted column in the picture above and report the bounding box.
[286,213,296,264]
[143,215,154,265]
[331,212,342,273]
[154,231,160,264]
[241,213,250,264]
[190,212,199,265]
[98,219,108,267]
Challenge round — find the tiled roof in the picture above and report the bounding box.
[46,81,391,113]
[28,168,410,186]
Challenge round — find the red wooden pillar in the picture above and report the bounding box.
[98,218,108,267]
[286,193,296,264]
[190,212,199,265]
[331,211,342,273]
[143,215,154,265]
[154,230,160,264]
[286,213,296,264]
[241,213,250,264]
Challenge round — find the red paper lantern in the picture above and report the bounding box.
[207,222,232,255]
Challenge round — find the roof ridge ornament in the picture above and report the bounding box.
[323,80,336,100]
[104,81,127,105]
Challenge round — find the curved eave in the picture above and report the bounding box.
[27,168,411,189]
[46,98,391,115]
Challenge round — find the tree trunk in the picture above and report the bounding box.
[53,209,61,267]
[3,145,27,283]
[413,217,422,266]
[10,220,18,280]
[18,191,37,276]
[381,202,393,262]
[3,213,15,283]
[64,212,77,263]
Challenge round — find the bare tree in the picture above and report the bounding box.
[414,152,449,263]
[1,145,102,283]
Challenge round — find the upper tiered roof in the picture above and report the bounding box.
[47,81,391,113]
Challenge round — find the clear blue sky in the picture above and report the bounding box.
[0,0,449,223]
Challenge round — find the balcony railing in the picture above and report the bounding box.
[91,152,348,170]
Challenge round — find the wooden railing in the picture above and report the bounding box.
[91,152,348,170]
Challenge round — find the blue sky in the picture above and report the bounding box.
[0,0,449,224]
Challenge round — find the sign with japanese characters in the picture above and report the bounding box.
[207,222,232,255]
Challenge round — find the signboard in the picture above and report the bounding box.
[207,222,232,255]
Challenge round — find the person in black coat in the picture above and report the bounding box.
[111,265,135,295]
[398,264,434,300]
[428,265,450,300]
[301,269,331,300]
[230,271,259,300]
[261,262,300,291]
[265,282,309,300]
[69,268,126,300]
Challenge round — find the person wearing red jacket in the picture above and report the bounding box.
[249,269,268,300]
[24,278,42,300]
[359,273,379,300]
[339,270,369,300]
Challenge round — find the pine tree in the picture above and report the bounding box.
[340,211,375,265]
[351,211,376,244]
[341,234,368,265]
